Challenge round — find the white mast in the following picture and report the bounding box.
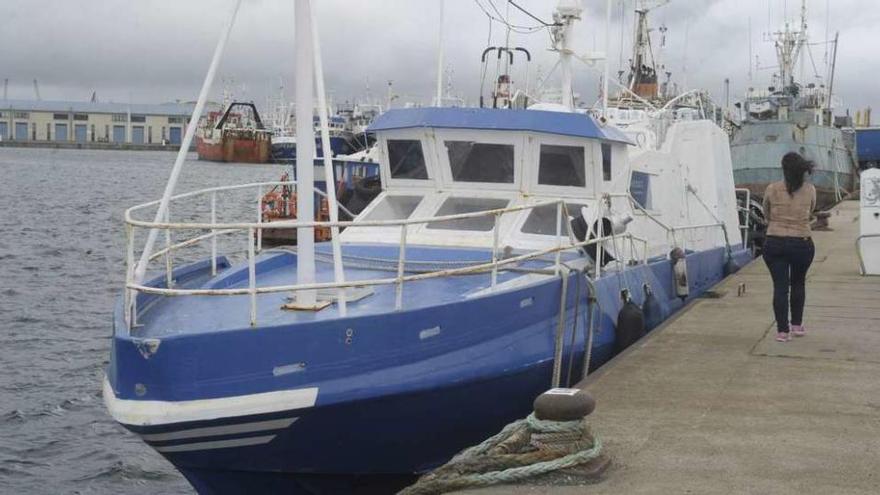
[602,0,612,115]
[310,0,347,315]
[434,0,445,106]
[295,0,316,306]
[553,0,583,110]
[134,0,242,284]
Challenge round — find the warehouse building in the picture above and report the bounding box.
[0,99,197,146]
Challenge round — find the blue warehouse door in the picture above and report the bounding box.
[112,125,125,143]
[0,122,7,140]
[54,123,68,142]
[74,124,87,143]
[15,122,28,140]
[131,126,144,144]
[169,126,182,145]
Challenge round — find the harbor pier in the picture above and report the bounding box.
[458,199,879,495]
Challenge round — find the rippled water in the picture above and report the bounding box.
[0,148,287,494]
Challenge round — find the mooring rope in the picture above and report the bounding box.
[398,413,602,495]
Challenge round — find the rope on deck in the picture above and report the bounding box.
[398,413,602,495]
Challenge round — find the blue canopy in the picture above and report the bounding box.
[368,107,633,145]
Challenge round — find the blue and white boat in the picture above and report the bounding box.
[104,1,750,493]
[271,115,360,163]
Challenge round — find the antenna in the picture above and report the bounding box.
[3,79,7,100]
[748,17,753,83]
[33,79,41,100]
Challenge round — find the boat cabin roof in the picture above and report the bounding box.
[368,107,633,144]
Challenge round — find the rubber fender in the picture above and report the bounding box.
[615,300,645,353]
[723,256,740,276]
[641,284,664,332]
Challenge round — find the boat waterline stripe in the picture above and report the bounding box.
[102,377,318,426]
[154,435,276,453]
[141,417,298,442]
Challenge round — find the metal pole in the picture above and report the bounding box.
[396,224,407,310]
[135,0,242,284]
[248,227,257,327]
[125,224,134,330]
[310,2,347,315]
[491,213,500,287]
[255,186,262,252]
[164,209,173,288]
[555,201,563,275]
[434,0,445,106]
[210,191,217,276]
[602,0,612,116]
[295,0,317,307]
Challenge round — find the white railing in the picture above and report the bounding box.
[123,182,654,331]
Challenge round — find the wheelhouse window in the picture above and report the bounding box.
[426,197,510,232]
[538,145,585,187]
[521,203,588,236]
[630,171,652,209]
[601,143,612,181]
[387,139,429,179]
[445,141,514,183]
[363,195,423,221]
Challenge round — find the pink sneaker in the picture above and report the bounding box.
[776,331,792,342]
[791,325,806,337]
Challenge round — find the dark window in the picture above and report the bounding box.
[387,139,428,179]
[130,115,146,123]
[521,203,588,236]
[426,197,510,231]
[104,125,109,140]
[90,124,95,141]
[112,114,126,122]
[45,123,50,140]
[630,171,652,209]
[53,113,68,120]
[168,116,184,124]
[14,112,28,119]
[538,145,585,187]
[446,141,514,183]
[73,113,88,121]
[601,143,612,181]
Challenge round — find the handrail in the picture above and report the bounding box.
[855,234,880,276]
[123,180,732,330]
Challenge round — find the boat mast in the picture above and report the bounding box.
[134,0,242,284]
[552,0,582,110]
[434,0,445,106]
[295,0,316,306]
[601,0,612,116]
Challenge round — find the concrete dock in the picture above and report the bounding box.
[462,200,879,495]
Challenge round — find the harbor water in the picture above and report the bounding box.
[0,148,286,494]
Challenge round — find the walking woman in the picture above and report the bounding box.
[762,152,817,342]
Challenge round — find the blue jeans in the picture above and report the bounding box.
[763,236,815,332]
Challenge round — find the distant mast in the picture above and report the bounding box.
[773,0,808,95]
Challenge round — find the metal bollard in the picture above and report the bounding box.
[534,387,596,421]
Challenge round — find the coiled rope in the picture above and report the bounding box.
[398,413,602,495]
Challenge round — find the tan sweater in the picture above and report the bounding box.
[762,181,816,238]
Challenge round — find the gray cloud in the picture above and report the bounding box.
[1,0,877,116]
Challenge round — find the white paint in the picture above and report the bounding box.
[103,377,318,427]
[142,417,297,442]
[295,0,316,306]
[545,387,580,396]
[154,435,276,453]
[419,326,441,340]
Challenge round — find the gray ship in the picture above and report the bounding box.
[730,1,857,210]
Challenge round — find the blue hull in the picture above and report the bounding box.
[106,246,750,494]
[271,136,356,163]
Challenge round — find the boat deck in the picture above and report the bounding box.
[458,200,880,495]
[133,244,561,337]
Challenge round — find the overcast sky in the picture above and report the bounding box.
[1,0,878,116]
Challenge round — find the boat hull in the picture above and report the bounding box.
[730,120,857,209]
[197,136,271,163]
[105,245,750,494]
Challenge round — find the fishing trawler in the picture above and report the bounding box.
[103,1,750,493]
[730,0,857,209]
[196,101,272,163]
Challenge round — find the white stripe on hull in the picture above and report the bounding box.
[142,417,298,442]
[103,377,318,426]
[154,435,277,453]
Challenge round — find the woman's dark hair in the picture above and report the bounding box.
[781,152,814,195]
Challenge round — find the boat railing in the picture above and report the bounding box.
[123,181,653,330]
